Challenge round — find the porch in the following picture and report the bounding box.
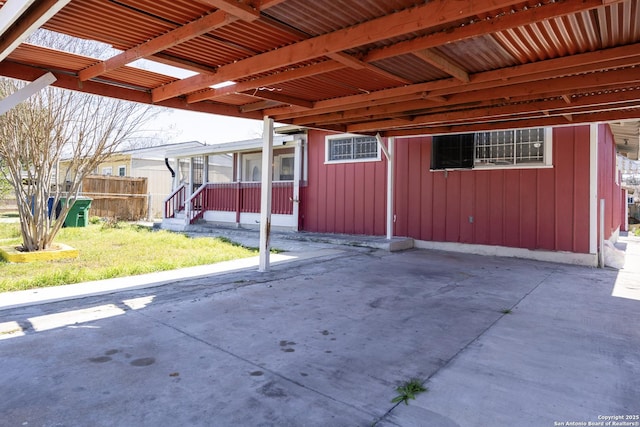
[162,181,300,231]
[161,133,305,232]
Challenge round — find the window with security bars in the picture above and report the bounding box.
[474,128,546,166]
[326,135,380,163]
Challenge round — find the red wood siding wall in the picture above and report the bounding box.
[597,123,622,240]
[300,131,386,235]
[302,126,609,254]
[393,127,591,253]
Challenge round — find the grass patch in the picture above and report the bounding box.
[0,222,257,293]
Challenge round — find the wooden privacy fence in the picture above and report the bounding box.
[81,175,148,221]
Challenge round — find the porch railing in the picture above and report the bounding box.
[186,181,294,224]
[164,184,186,219]
[186,183,208,223]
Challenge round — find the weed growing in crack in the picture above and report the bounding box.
[391,379,427,405]
[500,308,513,314]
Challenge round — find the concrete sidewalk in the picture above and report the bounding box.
[0,233,639,426]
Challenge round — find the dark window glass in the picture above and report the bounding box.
[431,133,474,169]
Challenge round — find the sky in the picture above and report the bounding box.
[126,56,269,146]
[124,57,266,146]
[151,108,265,146]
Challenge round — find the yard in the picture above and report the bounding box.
[0,220,256,293]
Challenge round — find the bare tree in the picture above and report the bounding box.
[0,161,12,200]
[0,78,155,252]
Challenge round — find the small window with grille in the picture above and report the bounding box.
[475,128,548,166]
[325,134,380,163]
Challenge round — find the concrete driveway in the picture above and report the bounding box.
[1,234,639,426]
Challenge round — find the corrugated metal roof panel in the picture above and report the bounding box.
[213,19,306,53]
[112,0,213,25]
[597,0,640,47]
[436,36,519,74]
[7,44,175,89]
[44,0,173,50]
[280,67,406,100]
[8,43,91,72]
[492,0,640,63]
[2,0,638,135]
[372,55,450,83]
[163,37,255,67]
[264,0,418,36]
[275,80,357,102]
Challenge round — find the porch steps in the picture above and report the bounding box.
[161,216,188,232]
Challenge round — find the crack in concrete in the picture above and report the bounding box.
[370,267,559,426]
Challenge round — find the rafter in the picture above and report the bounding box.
[327,52,411,84]
[78,0,288,83]
[241,99,280,112]
[0,60,259,120]
[186,60,344,103]
[265,43,640,121]
[242,89,313,109]
[382,109,640,138]
[185,0,621,107]
[151,53,218,74]
[441,68,640,107]
[195,0,260,21]
[292,97,448,126]
[78,11,234,82]
[412,49,469,83]
[334,69,640,131]
[345,89,640,133]
[151,0,529,102]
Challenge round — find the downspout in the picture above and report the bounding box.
[164,158,175,179]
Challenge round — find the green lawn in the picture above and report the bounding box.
[0,221,257,293]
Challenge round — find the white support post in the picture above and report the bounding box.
[188,157,194,197]
[599,199,605,268]
[259,117,274,272]
[184,158,193,223]
[0,72,56,116]
[376,134,395,240]
[589,124,598,255]
[623,189,629,232]
[386,137,395,240]
[292,139,302,231]
[147,193,153,222]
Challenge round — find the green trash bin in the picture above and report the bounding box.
[62,197,92,227]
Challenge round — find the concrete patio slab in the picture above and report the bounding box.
[0,234,638,427]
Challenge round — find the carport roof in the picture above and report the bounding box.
[0,0,639,138]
